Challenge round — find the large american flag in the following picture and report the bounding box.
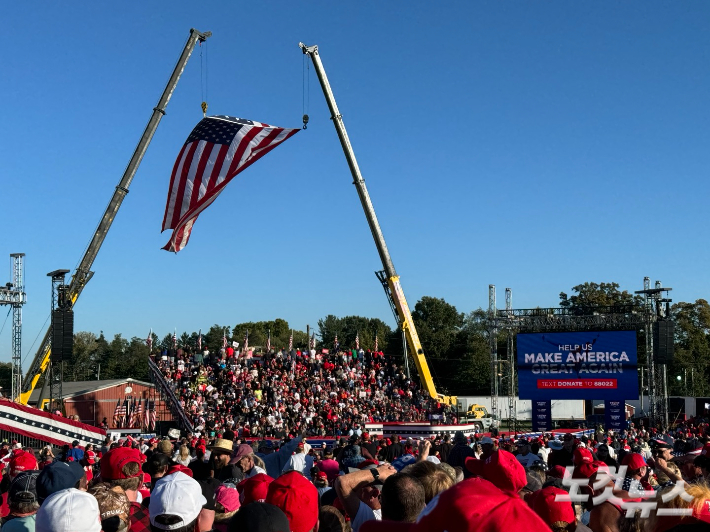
[161,115,299,252]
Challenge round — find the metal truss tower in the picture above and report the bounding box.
[0,254,27,401]
[489,285,498,421]
[505,288,517,433]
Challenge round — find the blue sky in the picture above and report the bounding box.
[2,2,709,363]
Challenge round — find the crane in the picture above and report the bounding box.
[18,28,211,405]
[0,254,26,401]
[299,43,456,406]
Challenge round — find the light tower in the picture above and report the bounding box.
[0,254,27,401]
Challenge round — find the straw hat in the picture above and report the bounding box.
[210,438,234,454]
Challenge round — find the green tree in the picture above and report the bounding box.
[559,282,644,314]
[317,315,392,352]
[411,296,463,360]
[670,299,710,396]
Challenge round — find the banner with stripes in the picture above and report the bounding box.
[0,399,105,448]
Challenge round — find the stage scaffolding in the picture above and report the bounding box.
[488,278,672,432]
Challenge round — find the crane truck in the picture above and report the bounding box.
[300,43,494,434]
[18,29,211,406]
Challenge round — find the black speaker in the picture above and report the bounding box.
[51,309,74,362]
[62,309,74,361]
[653,320,675,364]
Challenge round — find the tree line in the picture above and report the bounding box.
[2,282,706,399]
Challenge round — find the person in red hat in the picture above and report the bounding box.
[360,477,547,532]
[281,442,308,477]
[237,473,274,505]
[526,486,578,532]
[465,449,527,495]
[265,471,319,532]
[100,446,150,532]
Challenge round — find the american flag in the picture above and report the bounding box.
[112,399,121,428]
[244,330,249,353]
[310,333,315,350]
[144,400,151,430]
[133,399,144,429]
[119,399,128,428]
[289,330,293,351]
[173,330,177,349]
[150,405,157,431]
[222,330,228,350]
[266,330,271,353]
[197,329,202,351]
[374,334,378,352]
[161,115,299,252]
[126,398,134,429]
[355,331,360,350]
[146,328,153,349]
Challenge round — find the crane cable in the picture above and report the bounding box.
[0,307,10,339]
[200,39,208,117]
[302,53,309,129]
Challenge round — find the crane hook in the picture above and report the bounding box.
[302,114,309,130]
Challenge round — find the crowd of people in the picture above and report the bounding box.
[1,422,710,532]
[0,346,709,531]
[154,346,454,438]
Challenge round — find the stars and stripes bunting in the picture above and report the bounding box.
[0,399,105,448]
[161,115,300,253]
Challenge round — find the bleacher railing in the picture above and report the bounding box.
[148,358,194,434]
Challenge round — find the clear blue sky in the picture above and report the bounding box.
[2,2,709,364]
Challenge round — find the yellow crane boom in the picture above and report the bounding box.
[300,43,456,406]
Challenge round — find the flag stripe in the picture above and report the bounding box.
[162,143,189,231]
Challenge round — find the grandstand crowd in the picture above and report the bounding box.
[0,346,709,531]
[155,346,453,438]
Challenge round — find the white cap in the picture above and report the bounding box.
[36,488,101,532]
[149,472,207,530]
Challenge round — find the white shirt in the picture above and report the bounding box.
[246,465,267,478]
[351,501,381,532]
[282,452,307,476]
[516,452,539,468]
